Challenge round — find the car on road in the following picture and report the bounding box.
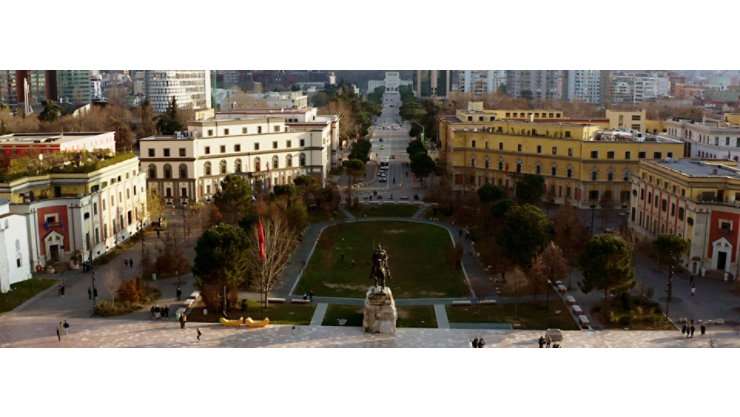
[379,177,387,183]
[380,145,385,150]
[379,138,384,142]
[391,154,396,159]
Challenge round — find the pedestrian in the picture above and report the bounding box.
[88,286,92,300]
[472,338,479,348]
[478,337,485,348]
[546,335,551,348]
[681,323,687,335]
[690,323,696,338]
[303,293,308,300]
[701,323,706,335]
[691,286,696,297]
[176,286,182,301]
[309,290,314,303]
[341,253,345,262]
[538,336,545,348]
[197,328,202,341]
[124,259,129,268]
[93,288,98,298]
[689,275,695,287]
[129,259,134,269]
[56,327,61,342]
[150,305,156,319]
[63,320,69,335]
[58,322,63,337]
[57,284,62,296]
[180,312,187,329]
[351,259,355,268]
[60,284,65,297]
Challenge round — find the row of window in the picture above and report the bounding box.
[205,125,283,137]
[471,159,628,181]
[147,139,307,157]
[147,154,308,179]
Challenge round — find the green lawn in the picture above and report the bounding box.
[295,221,470,298]
[322,304,438,328]
[307,208,346,225]
[347,204,419,218]
[0,278,56,315]
[590,295,675,330]
[446,300,579,330]
[187,300,315,325]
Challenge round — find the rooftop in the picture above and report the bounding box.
[0,151,136,183]
[649,159,740,179]
[0,132,113,146]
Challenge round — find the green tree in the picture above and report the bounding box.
[653,234,690,306]
[39,99,62,122]
[578,234,636,299]
[497,204,551,268]
[410,152,435,185]
[155,96,184,135]
[515,174,545,204]
[192,224,250,311]
[490,198,514,218]
[273,184,297,200]
[213,174,255,225]
[349,138,372,162]
[406,139,426,158]
[477,184,505,204]
[287,199,309,232]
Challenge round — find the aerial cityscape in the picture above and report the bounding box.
[2,69,740,349]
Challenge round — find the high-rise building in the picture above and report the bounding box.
[414,70,451,99]
[609,72,670,104]
[0,70,48,109]
[564,70,606,105]
[505,70,563,100]
[142,70,212,113]
[55,70,92,104]
[458,70,506,96]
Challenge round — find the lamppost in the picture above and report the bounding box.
[545,279,552,328]
[89,249,97,311]
[411,121,425,144]
[590,201,597,235]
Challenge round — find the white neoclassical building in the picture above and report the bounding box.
[0,198,32,293]
[139,114,337,204]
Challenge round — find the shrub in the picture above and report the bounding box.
[619,292,631,311]
[95,287,160,317]
[619,316,632,326]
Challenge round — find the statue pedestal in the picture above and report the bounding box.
[363,286,397,334]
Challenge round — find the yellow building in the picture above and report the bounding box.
[630,158,740,277]
[456,104,566,123]
[439,114,685,208]
[606,109,646,132]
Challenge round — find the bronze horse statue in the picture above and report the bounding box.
[370,244,391,290]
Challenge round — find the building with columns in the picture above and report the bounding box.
[665,114,740,161]
[629,158,740,278]
[0,153,147,268]
[139,114,335,205]
[0,198,32,293]
[439,106,684,208]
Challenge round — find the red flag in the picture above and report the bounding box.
[258,217,266,260]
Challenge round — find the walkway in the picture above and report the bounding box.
[2,314,736,348]
[310,303,328,326]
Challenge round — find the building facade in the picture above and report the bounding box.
[606,109,647,132]
[414,70,451,99]
[505,70,563,101]
[0,154,148,267]
[0,198,32,293]
[139,116,333,205]
[142,70,212,113]
[56,70,92,104]
[609,72,670,104]
[665,116,740,160]
[629,158,740,277]
[439,111,685,208]
[564,70,605,105]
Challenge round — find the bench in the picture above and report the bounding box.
[291,298,311,304]
[478,300,497,306]
[565,295,576,305]
[267,297,286,304]
[578,315,591,326]
[187,291,200,300]
[452,300,472,306]
[572,305,584,315]
[557,284,568,293]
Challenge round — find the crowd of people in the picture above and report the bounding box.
[150,305,170,320]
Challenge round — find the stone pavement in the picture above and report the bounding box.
[2,314,737,348]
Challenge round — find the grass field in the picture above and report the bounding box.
[0,278,56,315]
[321,304,438,328]
[446,300,579,330]
[294,221,469,298]
[347,204,419,218]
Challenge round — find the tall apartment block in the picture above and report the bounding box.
[142,70,212,113]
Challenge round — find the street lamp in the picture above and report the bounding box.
[89,249,97,311]
[545,279,552,328]
[411,121,425,143]
[590,201,597,235]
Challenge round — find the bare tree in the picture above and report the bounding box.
[101,269,120,303]
[500,266,531,319]
[528,242,568,300]
[247,216,298,307]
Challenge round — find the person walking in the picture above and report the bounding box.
[129,259,134,269]
[689,275,695,287]
[681,323,687,335]
[56,327,61,342]
[176,286,182,301]
[58,322,63,337]
[341,253,345,262]
[701,322,706,335]
[88,286,92,300]
[478,338,485,348]
[691,285,696,297]
[309,290,314,303]
[351,259,355,268]
[63,320,69,335]
[180,312,187,329]
[690,321,696,338]
[124,259,129,268]
[57,284,62,296]
[546,335,551,348]
[60,284,65,297]
[197,328,202,341]
[538,336,545,348]
[93,288,98,298]
[472,338,479,348]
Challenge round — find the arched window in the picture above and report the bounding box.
[254,157,261,172]
[204,162,212,176]
[179,164,188,179]
[484,158,490,169]
[272,155,279,169]
[220,160,227,174]
[299,153,306,167]
[235,159,242,173]
[286,154,293,167]
[163,164,172,179]
[148,164,157,179]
